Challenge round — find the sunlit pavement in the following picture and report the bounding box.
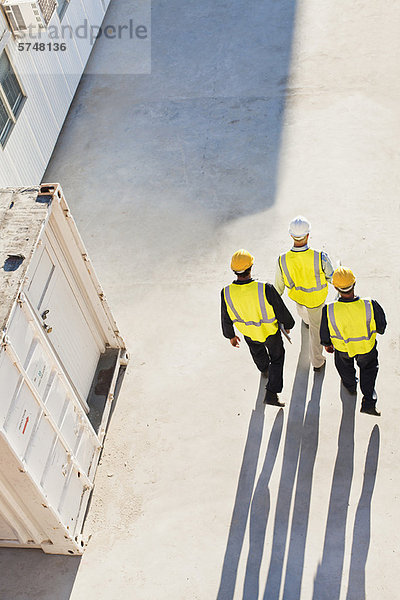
[1,1,399,598]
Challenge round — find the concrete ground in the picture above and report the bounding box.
[1,0,399,598]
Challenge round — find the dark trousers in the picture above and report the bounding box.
[244,330,285,393]
[334,343,379,402]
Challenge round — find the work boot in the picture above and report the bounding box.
[264,390,285,407]
[360,397,381,417]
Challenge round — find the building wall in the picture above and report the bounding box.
[0,0,111,187]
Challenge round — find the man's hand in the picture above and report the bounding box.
[325,345,334,354]
[285,329,291,334]
[230,336,240,348]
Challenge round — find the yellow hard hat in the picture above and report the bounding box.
[231,249,254,273]
[332,266,356,291]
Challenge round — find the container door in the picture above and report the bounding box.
[0,301,100,537]
[26,237,102,404]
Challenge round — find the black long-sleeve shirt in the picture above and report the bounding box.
[221,279,295,339]
[320,296,387,347]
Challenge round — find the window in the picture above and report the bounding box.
[0,50,25,148]
[57,0,70,21]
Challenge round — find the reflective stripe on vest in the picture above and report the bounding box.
[327,299,377,357]
[224,281,278,342]
[279,248,328,308]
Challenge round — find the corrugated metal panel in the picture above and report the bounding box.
[65,0,94,69]
[2,113,48,185]
[50,17,87,92]
[2,48,69,184]
[8,42,73,124]
[0,0,111,187]
[80,0,105,34]
[0,145,20,183]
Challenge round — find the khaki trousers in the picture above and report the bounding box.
[296,303,325,368]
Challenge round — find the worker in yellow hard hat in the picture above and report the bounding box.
[319,267,387,416]
[275,216,334,373]
[221,249,295,406]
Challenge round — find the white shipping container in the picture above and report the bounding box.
[0,184,128,554]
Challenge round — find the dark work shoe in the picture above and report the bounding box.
[264,390,285,407]
[360,397,381,416]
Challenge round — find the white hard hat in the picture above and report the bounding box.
[289,215,311,239]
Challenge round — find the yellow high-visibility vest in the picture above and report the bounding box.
[279,248,328,308]
[327,298,376,357]
[224,281,278,342]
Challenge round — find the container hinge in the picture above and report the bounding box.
[17,293,25,306]
[75,533,89,549]
[120,350,130,366]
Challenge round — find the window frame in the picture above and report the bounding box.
[0,47,26,149]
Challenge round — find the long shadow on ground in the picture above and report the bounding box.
[217,324,311,600]
[216,378,268,600]
[346,425,380,600]
[242,409,284,600]
[262,323,310,600]
[282,362,325,599]
[312,385,357,600]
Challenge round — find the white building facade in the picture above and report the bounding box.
[0,0,111,186]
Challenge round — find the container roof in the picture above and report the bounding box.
[0,187,49,335]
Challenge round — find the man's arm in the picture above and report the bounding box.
[320,304,332,347]
[372,300,387,335]
[321,251,334,283]
[265,283,295,330]
[221,289,235,339]
[274,257,286,295]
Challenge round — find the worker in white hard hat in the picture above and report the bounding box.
[221,249,295,406]
[320,267,386,416]
[275,216,334,372]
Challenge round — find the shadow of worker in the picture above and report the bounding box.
[262,323,310,600]
[281,362,325,599]
[346,424,380,600]
[312,385,357,600]
[216,377,275,600]
[242,409,284,600]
